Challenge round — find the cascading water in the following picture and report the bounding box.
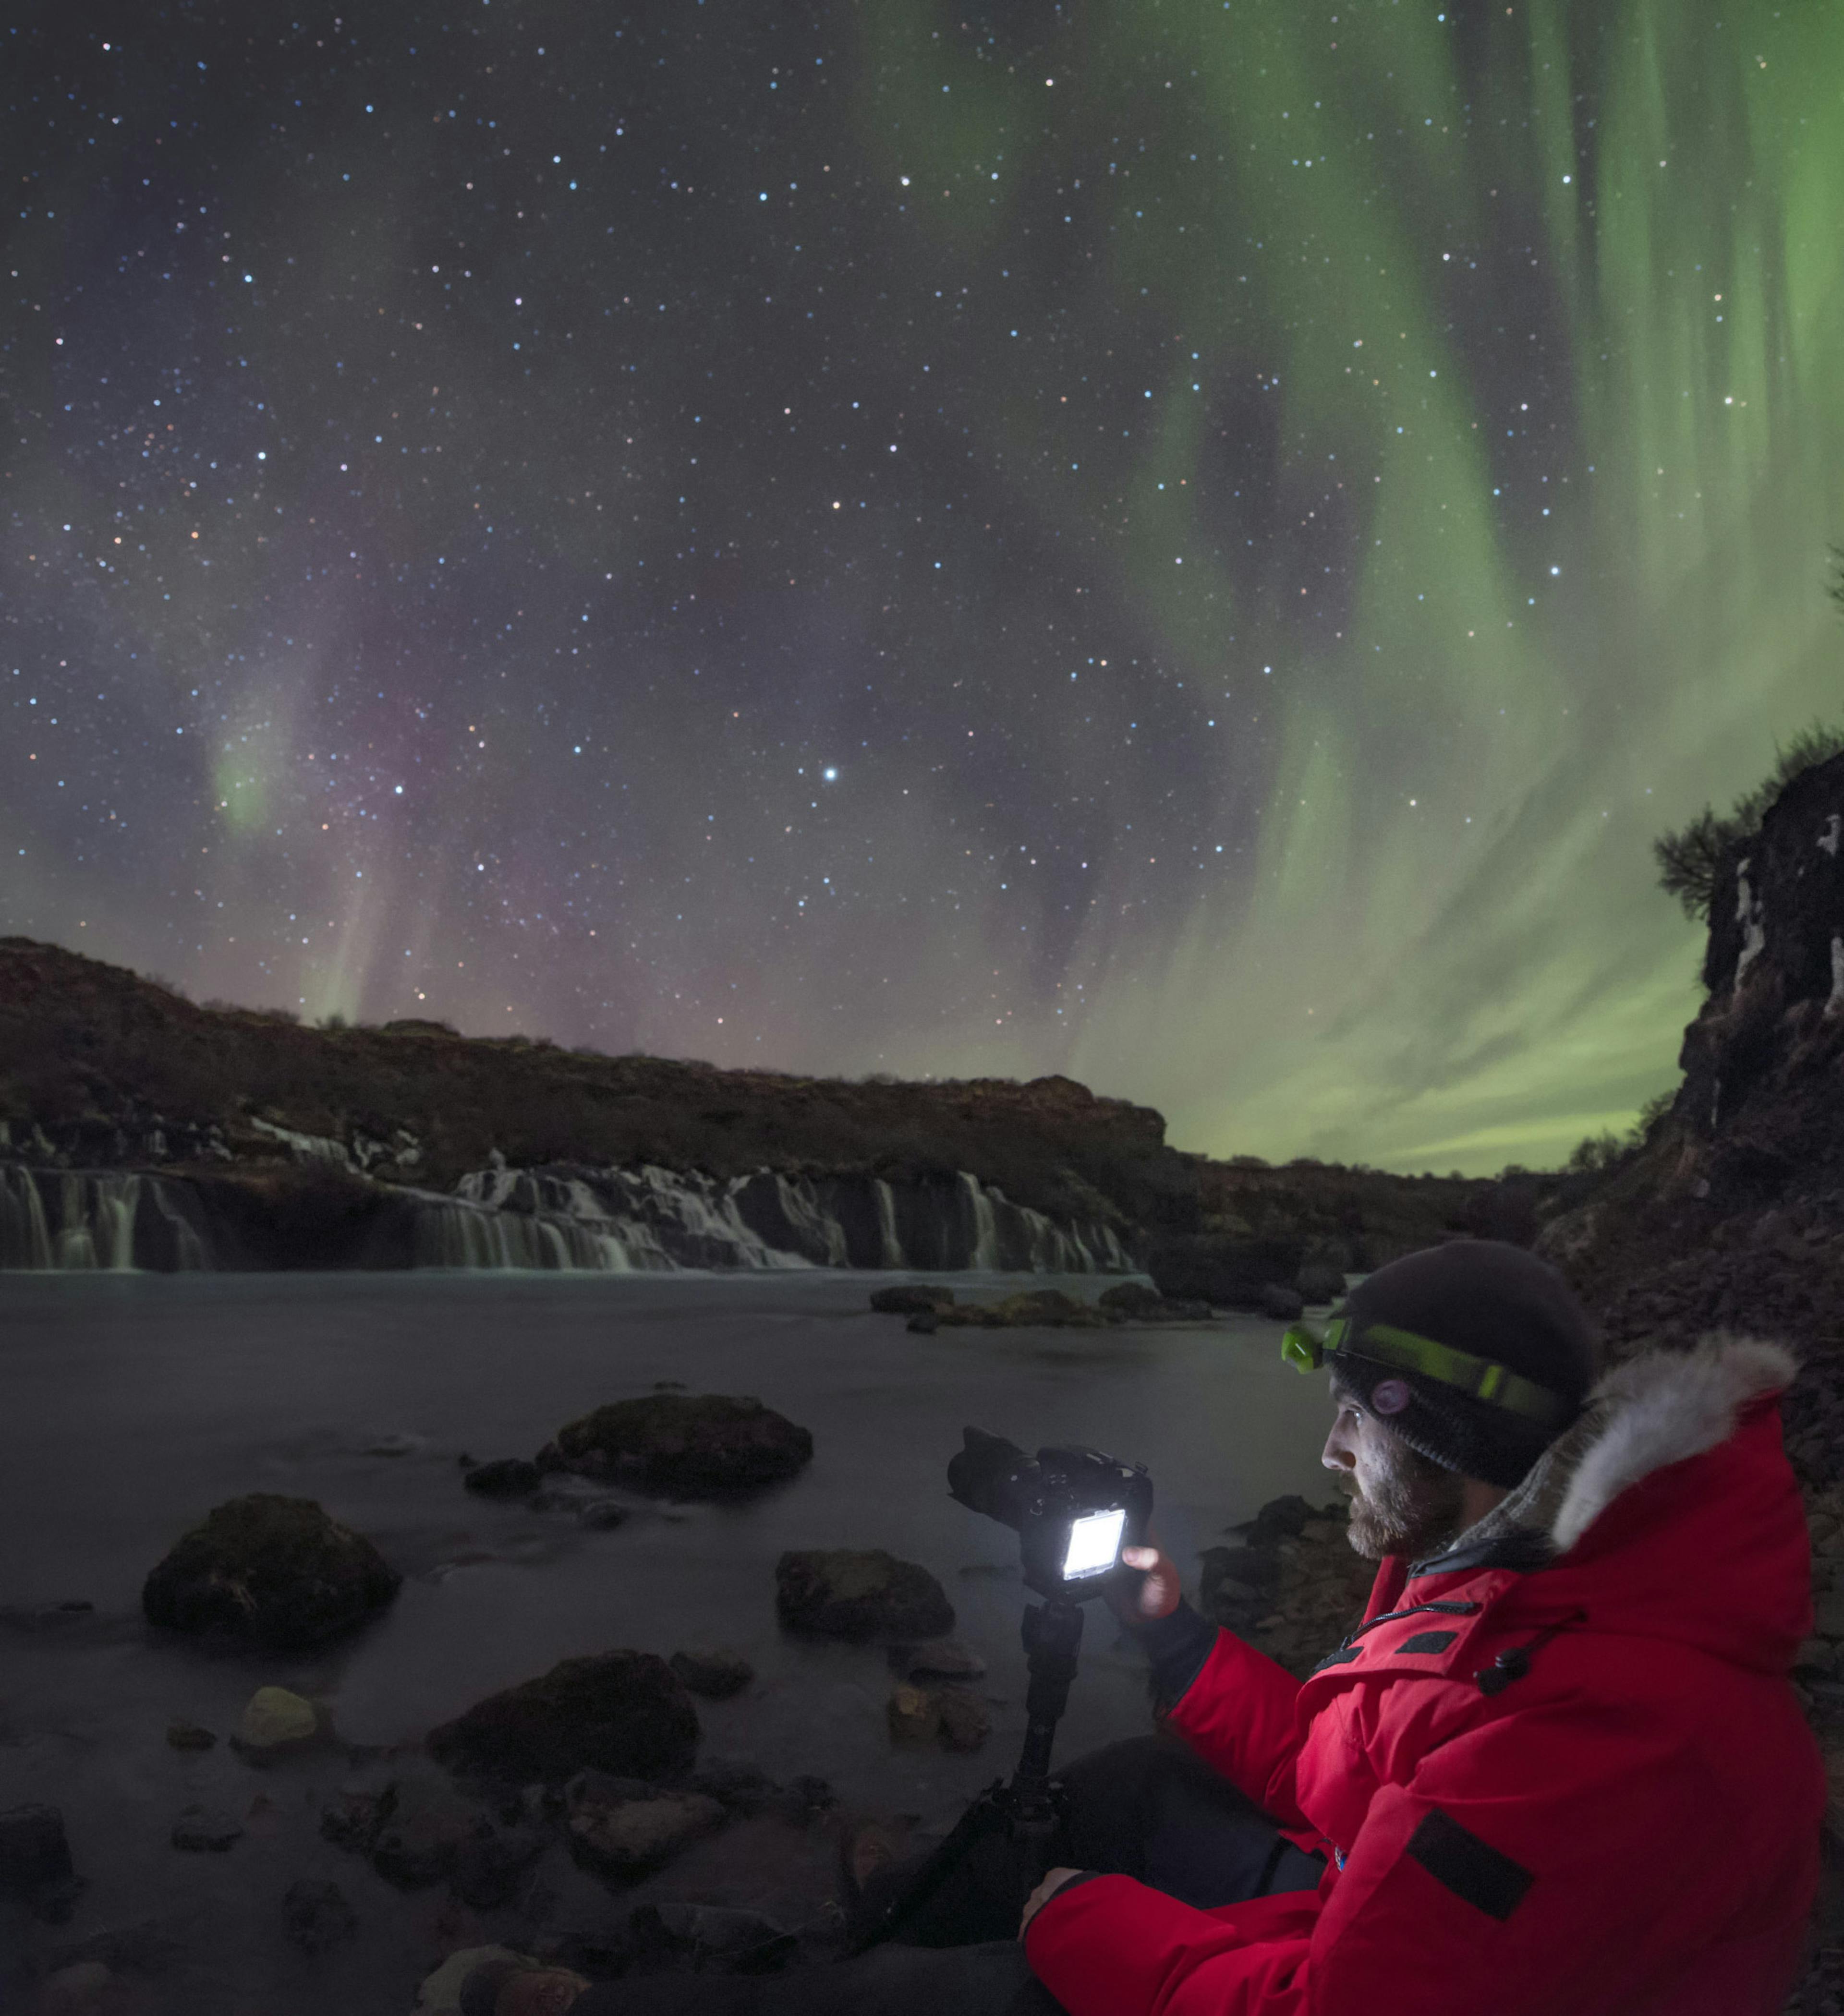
[0,1156,1129,1275]
[413,1162,1129,1275]
[958,1171,1003,1270]
[873,1179,905,1269]
[0,1167,211,1272]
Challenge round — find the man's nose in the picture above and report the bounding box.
[1321,1428,1354,1473]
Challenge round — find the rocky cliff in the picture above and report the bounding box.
[1539,749,1844,1485]
[0,936,1554,1276]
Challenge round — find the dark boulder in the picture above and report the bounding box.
[170,1806,243,1853]
[1198,1545,1284,1627]
[869,1285,956,1316]
[1146,1235,1307,1310]
[552,1394,813,1497]
[1238,1494,1319,1548]
[425,1651,700,1786]
[1260,1283,1305,1322]
[368,1772,493,1889]
[1296,1263,1347,1305]
[141,1494,400,1650]
[669,1646,754,1700]
[1097,1281,1164,1317]
[565,1775,725,1882]
[463,1458,541,1499]
[281,1877,357,1955]
[0,1804,73,1897]
[775,1549,954,1642]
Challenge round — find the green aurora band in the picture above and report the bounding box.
[6,1,1842,1177]
[860,0,1844,1171]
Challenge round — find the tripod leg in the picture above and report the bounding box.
[847,1786,1013,1953]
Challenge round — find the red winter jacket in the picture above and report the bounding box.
[1026,1335,1826,2016]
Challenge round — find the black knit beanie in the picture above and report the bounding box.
[1330,1240,1601,1489]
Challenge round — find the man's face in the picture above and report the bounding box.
[1322,1380,1467,1562]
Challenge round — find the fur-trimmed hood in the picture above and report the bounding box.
[1402,1332,1812,1675]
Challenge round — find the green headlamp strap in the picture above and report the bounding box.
[1280,1316,1576,1430]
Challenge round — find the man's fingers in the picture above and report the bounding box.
[1121,1546,1157,1569]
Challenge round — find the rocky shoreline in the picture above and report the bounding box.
[7,1412,1844,2013]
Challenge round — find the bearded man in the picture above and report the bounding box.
[454,1240,1825,2016]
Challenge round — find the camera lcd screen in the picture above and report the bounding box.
[1062,1507,1127,1579]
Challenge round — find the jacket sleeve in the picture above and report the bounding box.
[1158,1623,1314,1835]
[1026,1693,1802,2016]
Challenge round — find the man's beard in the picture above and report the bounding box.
[1345,1435,1468,1562]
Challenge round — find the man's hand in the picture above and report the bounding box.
[1019,1867,1085,1938]
[1107,1542,1183,1623]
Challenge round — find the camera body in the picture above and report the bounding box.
[948,1426,1153,1603]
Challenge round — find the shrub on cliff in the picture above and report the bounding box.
[1653,717,1844,923]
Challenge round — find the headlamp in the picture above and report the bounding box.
[1281,1314,1576,1430]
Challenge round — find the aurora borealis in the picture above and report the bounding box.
[3,1,1842,1174]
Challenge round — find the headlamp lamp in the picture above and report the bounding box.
[1281,1313,1576,1430]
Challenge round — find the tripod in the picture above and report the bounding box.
[848,1597,1086,1953]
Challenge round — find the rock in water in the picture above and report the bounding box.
[368,1771,495,1888]
[141,1494,400,1649]
[425,1651,700,1785]
[935,1688,993,1754]
[463,1458,541,1499]
[566,1782,725,1881]
[886,1683,990,1752]
[886,1685,941,1744]
[0,1804,74,1896]
[231,1686,321,1760]
[898,1637,987,1681]
[668,1646,754,1699]
[170,1806,243,1852]
[1097,1281,1165,1317]
[552,1393,813,1496]
[413,1944,535,2015]
[869,1285,956,1316]
[165,1720,216,1751]
[1260,1283,1305,1321]
[281,1877,357,1954]
[35,1962,114,2015]
[775,1549,954,1642]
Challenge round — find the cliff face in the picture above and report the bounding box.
[0,937,1181,1237]
[1538,750,1844,1485]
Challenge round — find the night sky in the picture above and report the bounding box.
[5,1,1842,1173]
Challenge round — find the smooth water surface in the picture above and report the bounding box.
[0,1271,1341,2011]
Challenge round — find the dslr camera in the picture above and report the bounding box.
[947,1426,1154,1603]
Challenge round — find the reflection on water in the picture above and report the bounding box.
[0,1271,1340,2012]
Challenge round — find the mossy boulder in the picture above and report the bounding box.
[869,1285,956,1316]
[552,1393,812,1497]
[775,1549,954,1642]
[141,1494,400,1650]
[425,1651,699,1786]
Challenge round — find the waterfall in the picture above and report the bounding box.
[0,1166,54,1268]
[0,1167,211,1272]
[958,1171,1004,1269]
[873,1179,905,1268]
[418,1162,1128,1275]
[2,1155,1126,1275]
[415,1163,808,1271]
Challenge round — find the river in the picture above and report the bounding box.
[0,1270,1341,2013]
